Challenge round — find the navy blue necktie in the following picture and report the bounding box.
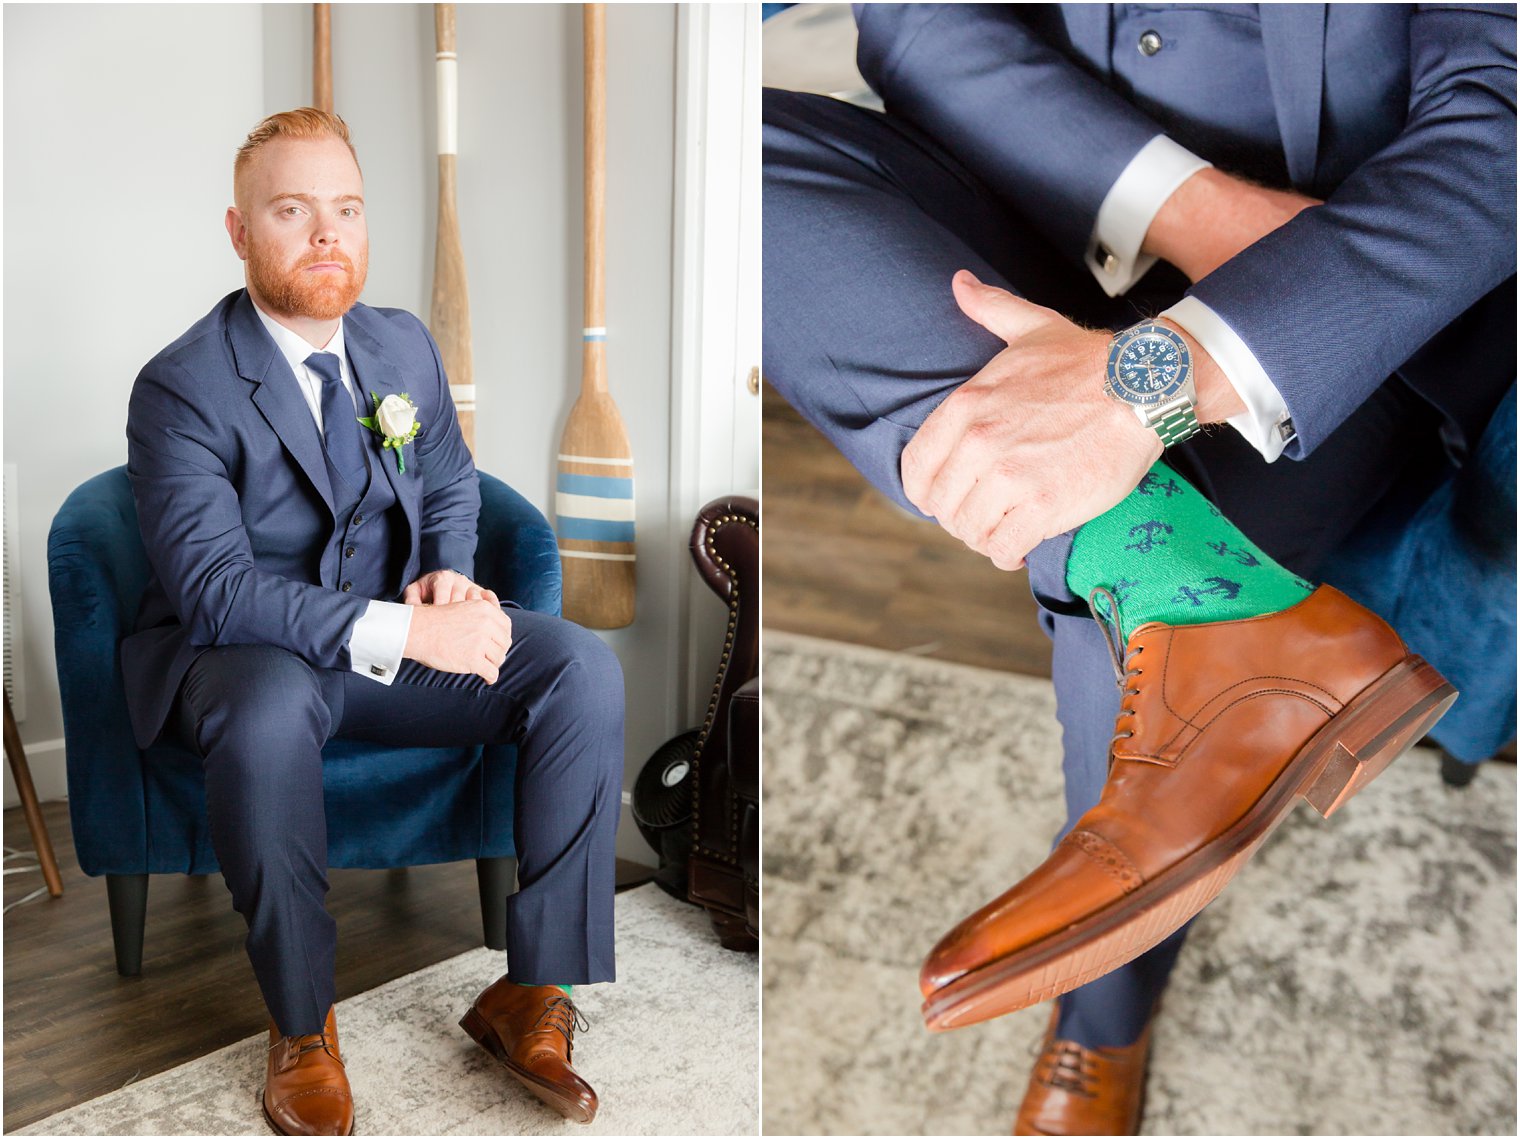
[305,351,368,489]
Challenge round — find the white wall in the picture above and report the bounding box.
[3,2,269,786]
[2,3,760,869]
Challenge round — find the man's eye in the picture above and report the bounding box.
[282,206,302,216]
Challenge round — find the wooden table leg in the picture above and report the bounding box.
[3,692,63,897]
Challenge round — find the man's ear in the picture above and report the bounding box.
[225,207,249,261]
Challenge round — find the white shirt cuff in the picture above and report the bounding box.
[348,599,413,685]
[1086,135,1212,298]
[1162,295,1296,463]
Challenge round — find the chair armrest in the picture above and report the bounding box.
[47,467,152,876]
[475,471,563,616]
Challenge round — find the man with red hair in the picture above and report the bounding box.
[124,109,619,1135]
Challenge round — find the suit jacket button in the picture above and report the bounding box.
[1139,30,1163,55]
[341,581,353,592]
[345,547,356,558]
[353,513,364,525]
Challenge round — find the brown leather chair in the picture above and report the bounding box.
[686,495,759,950]
[729,676,759,937]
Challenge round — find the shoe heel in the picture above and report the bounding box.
[459,1007,506,1063]
[1304,656,1457,819]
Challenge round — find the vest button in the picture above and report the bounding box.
[1138,30,1163,56]
[345,547,356,558]
[353,514,364,525]
[341,582,352,592]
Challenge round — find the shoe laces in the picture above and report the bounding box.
[271,1025,342,1066]
[1036,1039,1100,1099]
[1088,587,1144,747]
[532,994,591,1055]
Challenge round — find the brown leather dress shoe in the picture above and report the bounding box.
[922,586,1456,1030]
[1014,1009,1149,1136]
[262,1006,354,1136]
[460,977,598,1123]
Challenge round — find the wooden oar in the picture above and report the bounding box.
[429,3,476,453]
[557,3,635,628]
[313,4,332,112]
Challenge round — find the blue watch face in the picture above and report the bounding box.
[1107,325,1190,406]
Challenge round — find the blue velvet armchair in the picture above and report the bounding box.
[47,466,562,977]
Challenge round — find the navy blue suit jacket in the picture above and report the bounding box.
[123,289,480,748]
[855,3,1516,459]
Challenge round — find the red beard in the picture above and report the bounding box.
[246,238,368,321]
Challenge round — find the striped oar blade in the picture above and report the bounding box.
[556,340,635,626]
[558,5,634,628]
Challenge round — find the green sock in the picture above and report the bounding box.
[513,980,573,996]
[1066,460,1313,641]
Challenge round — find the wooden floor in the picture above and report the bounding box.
[763,382,1052,678]
[2,800,654,1132]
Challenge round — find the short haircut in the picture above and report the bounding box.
[233,108,361,207]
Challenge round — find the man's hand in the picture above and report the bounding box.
[401,570,509,683]
[901,271,1163,572]
[1144,167,1321,283]
[402,568,499,607]
[402,599,513,684]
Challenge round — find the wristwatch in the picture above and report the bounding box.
[1103,321,1201,448]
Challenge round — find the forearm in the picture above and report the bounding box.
[855,4,1163,262]
[1142,167,1319,285]
[1156,5,1516,456]
[186,561,368,667]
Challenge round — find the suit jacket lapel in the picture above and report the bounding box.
[230,291,337,516]
[344,311,420,538]
[1260,4,1326,190]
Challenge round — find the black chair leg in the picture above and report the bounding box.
[1439,747,1481,787]
[476,857,516,951]
[106,873,149,977]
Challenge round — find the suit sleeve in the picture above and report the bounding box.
[127,357,369,668]
[408,312,480,580]
[854,3,1166,265]
[1185,3,1517,458]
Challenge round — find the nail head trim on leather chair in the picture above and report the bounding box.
[685,495,759,949]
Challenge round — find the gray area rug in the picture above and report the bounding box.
[762,631,1517,1136]
[21,884,757,1136]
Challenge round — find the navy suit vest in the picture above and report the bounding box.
[324,439,405,603]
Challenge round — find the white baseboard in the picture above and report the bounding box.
[2,737,66,809]
[617,798,657,868]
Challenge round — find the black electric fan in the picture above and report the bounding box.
[632,729,701,900]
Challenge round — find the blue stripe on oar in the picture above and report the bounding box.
[558,517,636,542]
[556,473,634,499]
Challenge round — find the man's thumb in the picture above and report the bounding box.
[952,269,1049,343]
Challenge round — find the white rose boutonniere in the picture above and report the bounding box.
[357,392,423,474]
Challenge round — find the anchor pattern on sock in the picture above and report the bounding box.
[1135,472,1183,497]
[1207,540,1260,567]
[1172,577,1242,607]
[1067,460,1313,638]
[1125,521,1173,554]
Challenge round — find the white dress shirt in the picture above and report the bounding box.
[1085,135,1296,461]
[251,301,412,685]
